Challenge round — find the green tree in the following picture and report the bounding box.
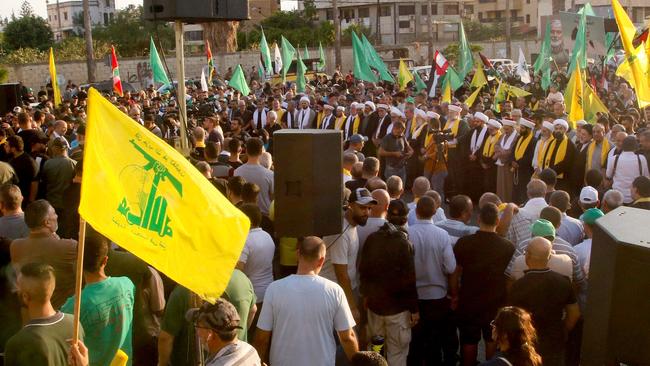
[92,5,174,57]
[0,66,8,83]
[237,11,334,51]
[3,13,53,51]
[442,43,483,67]
[341,24,373,46]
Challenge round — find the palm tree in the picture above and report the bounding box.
[202,21,240,53]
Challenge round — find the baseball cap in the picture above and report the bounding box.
[349,188,377,206]
[185,299,242,333]
[580,208,604,225]
[50,136,68,150]
[349,134,368,144]
[579,186,599,204]
[531,219,556,239]
[33,131,50,144]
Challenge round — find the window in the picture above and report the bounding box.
[478,12,482,20]
[526,14,530,23]
[340,8,354,21]
[103,12,108,25]
[399,5,415,15]
[380,6,391,16]
[526,0,531,3]
[444,4,459,15]
[64,12,68,20]
[399,20,411,29]
[106,0,110,7]
[326,9,333,20]
[48,15,51,20]
[184,30,203,42]
[465,5,474,14]
[421,5,428,15]
[358,7,369,18]
[110,12,114,21]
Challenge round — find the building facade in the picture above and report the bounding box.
[46,0,116,40]
[315,0,474,44]
[575,0,650,25]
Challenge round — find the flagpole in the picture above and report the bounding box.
[72,218,87,345]
[174,21,189,153]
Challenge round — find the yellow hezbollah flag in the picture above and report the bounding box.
[470,61,487,89]
[441,76,452,103]
[584,84,609,123]
[568,65,584,127]
[397,59,414,90]
[464,87,482,107]
[80,88,250,302]
[49,48,61,107]
[612,0,650,108]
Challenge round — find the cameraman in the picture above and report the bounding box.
[421,112,449,200]
[379,120,413,183]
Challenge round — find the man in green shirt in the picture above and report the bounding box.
[5,262,83,365]
[61,228,135,366]
[158,269,257,366]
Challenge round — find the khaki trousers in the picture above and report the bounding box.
[367,310,411,366]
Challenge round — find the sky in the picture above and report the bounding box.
[1,0,297,20]
[1,0,144,19]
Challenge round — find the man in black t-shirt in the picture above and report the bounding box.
[509,237,580,366]
[451,203,514,366]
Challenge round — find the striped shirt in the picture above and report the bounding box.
[206,341,261,366]
[505,237,586,287]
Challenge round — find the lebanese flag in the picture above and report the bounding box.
[428,50,449,97]
[111,46,123,97]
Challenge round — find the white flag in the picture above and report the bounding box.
[516,47,531,84]
[200,67,209,92]
[273,43,283,75]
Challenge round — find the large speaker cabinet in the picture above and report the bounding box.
[273,130,343,238]
[143,0,249,22]
[581,206,650,365]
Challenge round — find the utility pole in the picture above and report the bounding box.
[376,0,380,45]
[428,0,434,62]
[82,0,96,82]
[505,0,512,59]
[333,0,341,68]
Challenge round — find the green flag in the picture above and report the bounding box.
[443,66,464,91]
[280,36,296,82]
[361,34,393,82]
[229,64,250,96]
[534,22,552,91]
[317,42,326,71]
[457,21,474,79]
[303,45,310,59]
[567,10,587,74]
[605,32,615,63]
[259,29,273,75]
[149,37,170,85]
[577,3,596,16]
[413,70,427,92]
[351,32,377,82]
[296,53,308,93]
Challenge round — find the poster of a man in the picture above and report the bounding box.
[550,18,570,68]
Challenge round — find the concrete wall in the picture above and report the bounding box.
[3,39,540,91]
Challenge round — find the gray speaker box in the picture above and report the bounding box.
[143,0,250,22]
[274,130,343,238]
[581,206,650,365]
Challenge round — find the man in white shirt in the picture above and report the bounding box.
[320,188,376,324]
[237,204,275,305]
[606,136,650,203]
[357,189,389,255]
[254,236,359,366]
[407,196,457,365]
[549,190,584,246]
[234,138,274,214]
[518,179,548,220]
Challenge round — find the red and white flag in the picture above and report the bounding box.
[428,50,449,97]
[111,46,123,97]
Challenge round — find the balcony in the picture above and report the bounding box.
[479,16,524,23]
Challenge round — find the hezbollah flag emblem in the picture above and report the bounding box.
[80,88,250,301]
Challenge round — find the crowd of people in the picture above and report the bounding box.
[1,56,650,366]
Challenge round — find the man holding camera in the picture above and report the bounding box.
[379,120,413,183]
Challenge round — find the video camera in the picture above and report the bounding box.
[430,128,454,144]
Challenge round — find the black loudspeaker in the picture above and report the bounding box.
[581,207,650,365]
[0,83,20,115]
[143,0,249,22]
[274,130,343,238]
